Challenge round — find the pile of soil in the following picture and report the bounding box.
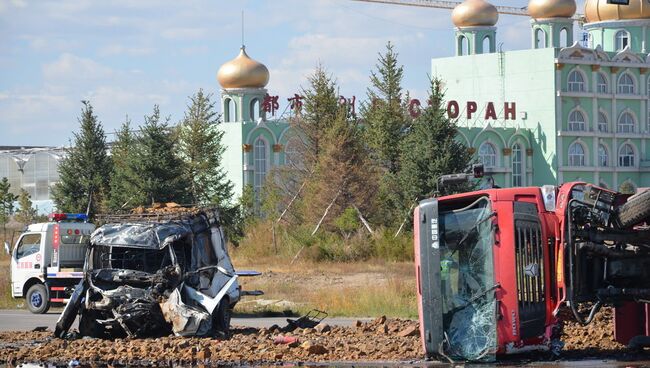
[132,202,200,215]
[0,317,422,366]
[1,309,646,365]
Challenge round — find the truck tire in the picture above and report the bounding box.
[26,283,50,314]
[212,300,231,337]
[614,190,650,229]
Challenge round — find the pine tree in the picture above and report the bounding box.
[107,117,139,210]
[398,78,473,206]
[361,43,410,227]
[0,178,17,236]
[52,101,111,216]
[130,105,189,205]
[15,188,37,224]
[178,89,233,206]
[362,42,408,173]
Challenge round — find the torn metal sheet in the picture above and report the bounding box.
[160,287,212,336]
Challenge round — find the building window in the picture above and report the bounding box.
[617,112,635,133]
[284,137,302,168]
[250,98,260,121]
[598,112,608,132]
[615,30,629,51]
[482,36,491,54]
[224,98,236,122]
[598,144,609,167]
[254,138,267,204]
[568,110,586,131]
[618,144,635,167]
[535,28,546,49]
[567,70,586,92]
[568,142,586,166]
[478,142,497,168]
[458,36,468,55]
[512,143,523,187]
[597,73,608,94]
[618,73,636,94]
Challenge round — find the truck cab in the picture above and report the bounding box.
[415,183,650,361]
[10,213,95,313]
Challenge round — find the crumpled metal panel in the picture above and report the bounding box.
[91,223,192,249]
[160,287,212,336]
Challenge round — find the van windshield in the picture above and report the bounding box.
[439,197,497,361]
[91,245,174,274]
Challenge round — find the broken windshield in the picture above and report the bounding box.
[439,196,497,361]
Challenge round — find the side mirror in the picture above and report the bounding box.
[4,241,10,255]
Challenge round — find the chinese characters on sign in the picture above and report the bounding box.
[262,94,280,115]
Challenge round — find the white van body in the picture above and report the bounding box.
[10,217,95,313]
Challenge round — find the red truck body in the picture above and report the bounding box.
[415,182,650,361]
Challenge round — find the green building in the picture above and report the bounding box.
[434,0,650,191]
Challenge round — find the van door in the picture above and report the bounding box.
[11,233,44,297]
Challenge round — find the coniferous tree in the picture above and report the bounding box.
[52,101,111,216]
[15,189,37,224]
[362,42,408,173]
[178,89,233,206]
[130,105,188,205]
[361,43,410,227]
[398,78,473,206]
[107,118,139,210]
[0,178,17,235]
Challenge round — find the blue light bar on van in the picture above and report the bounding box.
[65,213,88,222]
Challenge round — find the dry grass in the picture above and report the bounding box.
[233,257,418,319]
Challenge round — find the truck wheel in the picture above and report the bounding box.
[26,283,50,314]
[614,190,650,229]
[212,300,231,337]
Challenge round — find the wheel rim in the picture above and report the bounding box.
[30,291,43,309]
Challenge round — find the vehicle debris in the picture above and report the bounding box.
[54,208,259,339]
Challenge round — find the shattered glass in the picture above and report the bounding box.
[439,197,497,361]
[91,223,192,249]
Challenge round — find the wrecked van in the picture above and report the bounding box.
[54,209,248,339]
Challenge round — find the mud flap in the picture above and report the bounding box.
[54,280,86,338]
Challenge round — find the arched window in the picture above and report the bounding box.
[598,144,609,167]
[224,98,236,122]
[598,112,608,132]
[535,28,546,49]
[250,99,260,121]
[567,70,586,92]
[618,144,635,167]
[618,73,636,94]
[478,142,497,168]
[559,28,569,47]
[568,142,586,166]
[615,30,629,51]
[568,110,586,131]
[284,137,303,168]
[617,112,635,133]
[482,36,491,54]
[254,138,267,203]
[458,36,468,55]
[511,143,524,187]
[597,73,608,94]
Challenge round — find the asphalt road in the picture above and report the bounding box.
[0,309,367,332]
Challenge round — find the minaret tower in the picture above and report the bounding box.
[217,46,270,123]
[451,0,499,56]
[528,0,577,49]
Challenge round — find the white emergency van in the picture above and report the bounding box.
[8,213,95,314]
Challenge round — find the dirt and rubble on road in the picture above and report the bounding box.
[1,309,649,366]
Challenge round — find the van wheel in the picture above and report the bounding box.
[26,283,50,314]
[614,190,650,229]
[212,300,231,337]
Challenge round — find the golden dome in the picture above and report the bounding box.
[528,0,576,19]
[217,46,269,89]
[585,0,650,23]
[452,0,499,27]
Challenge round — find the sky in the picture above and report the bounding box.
[0,0,587,146]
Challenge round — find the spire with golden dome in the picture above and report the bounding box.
[451,0,498,56]
[217,46,270,89]
[584,0,650,23]
[451,0,499,28]
[528,0,576,20]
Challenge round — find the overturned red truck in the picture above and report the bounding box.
[415,181,650,361]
